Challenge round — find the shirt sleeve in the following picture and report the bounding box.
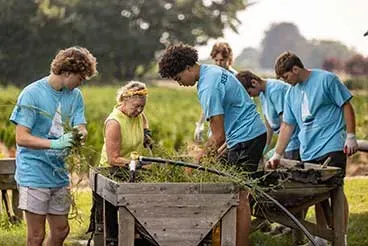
[71,90,87,126]
[282,90,297,125]
[9,89,37,129]
[325,75,352,107]
[199,82,225,121]
[270,89,285,115]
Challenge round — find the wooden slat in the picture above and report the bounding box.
[331,187,345,246]
[118,194,238,207]
[117,183,238,195]
[221,207,237,246]
[118,207,135,246]
[0,159,16,175]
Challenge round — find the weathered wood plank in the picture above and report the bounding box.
[93,193,104,246]
[118,194,238,207]
[221,207,237,246]
[118,207,135,246]
[117,182,239,195]
[331,187,345,246]
[0,159,16,175]
[150,228,208,246]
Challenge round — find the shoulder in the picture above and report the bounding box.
[312,69,338,82]
[267,79,289,94]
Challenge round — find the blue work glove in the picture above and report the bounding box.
[265,147,276,160]
[50,132,74,149]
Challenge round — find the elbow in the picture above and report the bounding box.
[15,135,27,147]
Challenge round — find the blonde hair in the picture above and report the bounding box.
[116,81,147,104]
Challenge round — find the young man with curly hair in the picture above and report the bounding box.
[10,46,97,246]
[159,43,266,246]
[194,42,237,142]
[268,51,357,244]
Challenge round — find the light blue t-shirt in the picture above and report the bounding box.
[259,79,300,152]
[10,77,86,188]
[283,69,352,161]
[197,64,266,148]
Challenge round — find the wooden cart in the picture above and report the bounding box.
[89,167,240,246]
[0,158,22,222]
[252,159,346,246]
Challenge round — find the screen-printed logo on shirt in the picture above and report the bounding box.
[48,103,64,138]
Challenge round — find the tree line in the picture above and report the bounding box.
[0,0,248,86]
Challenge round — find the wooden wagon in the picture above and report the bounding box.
[252,159,346,246]
[0,158,22,222]
[89,167,240,246]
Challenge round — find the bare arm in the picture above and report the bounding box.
[264,118,274,148]
[197,111,206,125]
[142,112,149,129]
[343,102,356,134]
[16,125,52,149]
[206,115,226,153]
[105,120,130,167]
[275,122,295,155]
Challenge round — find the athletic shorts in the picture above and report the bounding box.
[227,133,267,172]
[18,186,71,215]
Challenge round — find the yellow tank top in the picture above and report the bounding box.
[99,106,146,166]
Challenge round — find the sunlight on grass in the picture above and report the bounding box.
[0,179,367,246]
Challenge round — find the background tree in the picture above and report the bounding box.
[0,0,249,85]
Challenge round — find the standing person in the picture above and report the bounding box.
[268,51,358,243]
[194,42,237,142]
[158,43,266,246]
[99,81,152,167]
[236,70,300,160]
[10,46,97,246]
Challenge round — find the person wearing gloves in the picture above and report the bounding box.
[236,70,300,160]
[194,42,237,143]
[268,51,358,244]
[159,43,266,246]
[99,81,152,167]
[10,46,97,246]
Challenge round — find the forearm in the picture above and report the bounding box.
[265,123,273,147]
[275,122,295,155]
[197,112,206,124]
[107,156,130,167]
[343,102,356,134]
[16,134,51,149]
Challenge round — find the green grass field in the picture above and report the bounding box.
[0,85,367,245]
[0,179,367,246]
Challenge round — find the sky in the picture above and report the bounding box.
[197,0,368,59]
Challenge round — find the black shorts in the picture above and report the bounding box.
[307,151,347,176]
[284,149,301,161]
[227,133,267,172]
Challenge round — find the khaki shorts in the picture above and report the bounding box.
[18,186,71,215]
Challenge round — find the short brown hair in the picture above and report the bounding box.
[51,46,97,80]
[236,70,262,89]
[210,42,233,64]
[158,43,198,78]
[274,51,304,78]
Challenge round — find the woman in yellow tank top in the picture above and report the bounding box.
[100,81,152,167]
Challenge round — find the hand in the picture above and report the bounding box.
[194,122,204,143]
[266,152,282,169]
[344,133,358,156]
[217,143,227,158]
[264,147,276,160]
[50,132,74,149]
[143,128,153,149]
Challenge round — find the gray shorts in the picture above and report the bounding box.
[18,186,71,215]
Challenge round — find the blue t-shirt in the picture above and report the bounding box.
[10,77,86,188]
[260,79,300,152]
[197,64,266,148]
[283,69,352,161]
